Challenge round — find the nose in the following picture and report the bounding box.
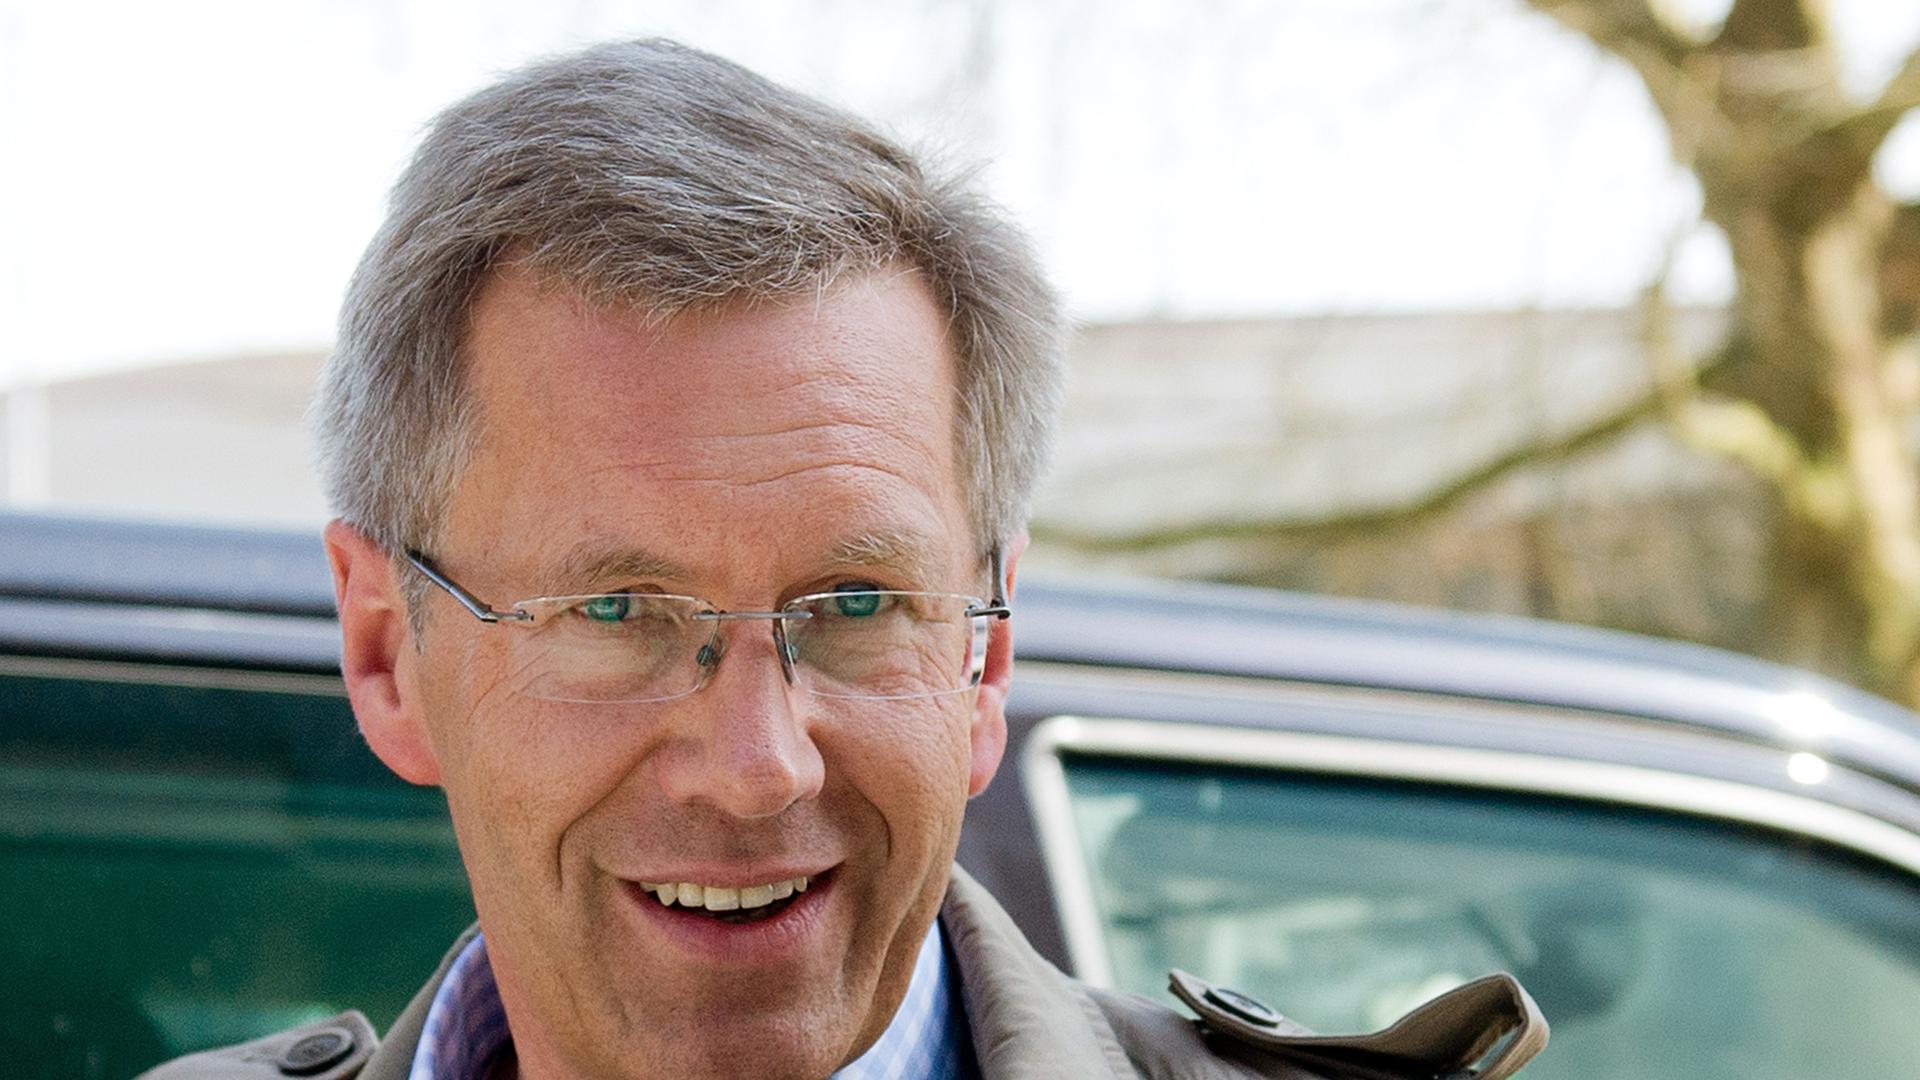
[652,619,824,819]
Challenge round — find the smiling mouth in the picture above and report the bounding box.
[636,874,815,925]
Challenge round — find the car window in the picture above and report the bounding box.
[1,661,474,1080]
[1055,753,1920,1080]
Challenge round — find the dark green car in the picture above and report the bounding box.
[8,511,1920,1079]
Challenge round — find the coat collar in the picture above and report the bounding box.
[939,866,1134,1079]
[358,922,478,1080]
[357,867,1124,1080]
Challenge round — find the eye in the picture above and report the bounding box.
[829,583,884,618]
[580,594,631,622]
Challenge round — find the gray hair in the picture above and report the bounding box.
[313,38,1064,590]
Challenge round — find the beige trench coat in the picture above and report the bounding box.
[138,867,1546,1080]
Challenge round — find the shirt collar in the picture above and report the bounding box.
[406,932,508,1080]
[833,917,973,1080]
[408,918,974,1080]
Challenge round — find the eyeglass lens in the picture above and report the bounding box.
[510,591,990,703]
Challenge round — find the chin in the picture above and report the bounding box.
[601,1020,851,1080]
[560,984,870,1080]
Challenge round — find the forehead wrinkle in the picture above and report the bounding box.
[653,418,952,498]
[724,462,930,501]
[674,415,941,465]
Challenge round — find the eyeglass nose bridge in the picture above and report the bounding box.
[689,608,813,686]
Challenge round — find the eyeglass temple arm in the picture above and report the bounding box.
[975,545,1012,620]
[405,550,532,623]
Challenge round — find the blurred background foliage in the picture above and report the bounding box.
[5,0,1920,703]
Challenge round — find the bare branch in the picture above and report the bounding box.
[1525,0,1730,163]
[1524,0,1695,66]
[1031,382,1689,552]
[1842,42,1920,162]
[1887,43,1920,114]
[1640,248,1849,532]
[1779,37,1919,175]
[1714,0,1824,52]
[1672,398,1842,515]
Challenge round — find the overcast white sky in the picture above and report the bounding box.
[3,0,1919,384]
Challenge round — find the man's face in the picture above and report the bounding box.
[347,266,1011,1078]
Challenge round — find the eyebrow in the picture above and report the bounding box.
[541,527,960,596]
[822,528,952,587]
[547,544,692,593]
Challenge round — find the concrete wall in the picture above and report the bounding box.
[3,354,328,527]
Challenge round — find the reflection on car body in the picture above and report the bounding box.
[6,511,1920,1078]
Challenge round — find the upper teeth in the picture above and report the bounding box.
[640,875,812,911]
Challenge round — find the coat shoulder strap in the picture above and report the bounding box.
[133,1011,377,1080]
[1167,970,1547,1080]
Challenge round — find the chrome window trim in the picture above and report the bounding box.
[0,653,347,697]
[1013,659,1671,732]
[1021,712,1920,990]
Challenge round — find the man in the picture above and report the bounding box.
[141,39,1544,1080]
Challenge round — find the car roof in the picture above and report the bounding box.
[5,507,1919,788]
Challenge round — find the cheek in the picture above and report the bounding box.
[824,697,975,838]
[422,638,629,878]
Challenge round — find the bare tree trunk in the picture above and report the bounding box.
[1528,0,1920,701]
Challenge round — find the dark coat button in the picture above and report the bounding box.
[277,1027,356,1076]
[1203,985,1283,1027]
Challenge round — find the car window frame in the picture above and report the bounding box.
[1022,707,1920,988]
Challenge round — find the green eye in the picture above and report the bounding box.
[581,595,631,622]
[831,589,882,617]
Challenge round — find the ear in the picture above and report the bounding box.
[324,519,441,785]
[967,531,1025,798]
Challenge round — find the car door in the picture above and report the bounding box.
[0,517,478,1080]
[1008,680,1920,1080]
